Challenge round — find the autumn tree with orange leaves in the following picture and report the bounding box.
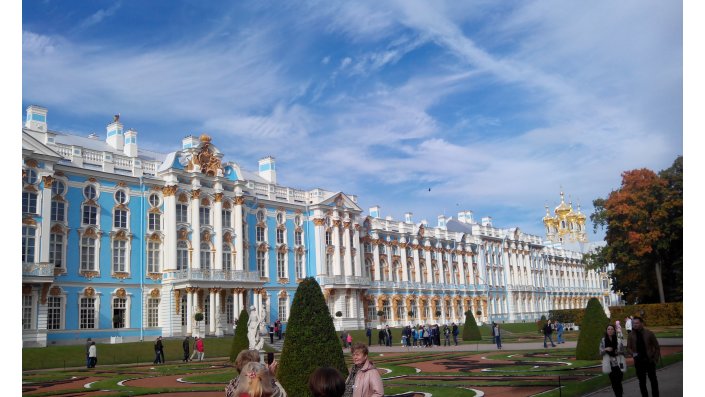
[590,156,682,304]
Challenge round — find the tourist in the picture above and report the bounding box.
[88,341,97,368]
[225,349,285,397]
[366,327,372,346]
[182,336,190,362]
[423,324,431,347]
[344,343,384,397]
[627,317,660,397]
[625,316,633,335]
[385,325,392,347]
[196,336,205,360]
[443,324,451,346]
[615,320,623,341]
[556,320,565,344]
[85,337,92,368]
[451,323,459,346]
[309,367,345,397]
[600,324,627,397]
[270,323,276,344]
[347,333,353,348]
[190,336,201,361]
[378,328,385,346]
[493,323,502,350]
[274,321,280,341]
[412,326,418,347]
[543,320,556,348]
[153,336,164,364]
[231,361,278,397]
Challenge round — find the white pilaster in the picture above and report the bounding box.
[39,176,52,262]
[333,221,342,275]
[353,226,362,277]
[343,224,352,276]
[191,191,201,269]
[164,186,177,269]
[209,289,216,335]
[214,194,223,270]
[186,289,194,335]
[235,197,244,271]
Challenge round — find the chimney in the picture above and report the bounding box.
[481,216,493,227]
[25,105,48,132]
[404,212,413,223]
[464,210,475,224]
[258,156,277,184]
[437,215,447,229]
[106,115,124,151]
[124,129,138,157]
[182,135,199,150]
[369,206,380,218]
[457,211,466,223]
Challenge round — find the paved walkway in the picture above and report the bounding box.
[585,360,683,397]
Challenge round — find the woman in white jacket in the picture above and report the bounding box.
[88,341,97,368]
[599,324,627,397]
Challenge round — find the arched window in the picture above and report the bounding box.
[200,242,212,270]
[223,243,232,271]
[22,225,36,263]
[147,240,161,273]
[177,240,189,270]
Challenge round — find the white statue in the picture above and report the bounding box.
[247,305,265,350]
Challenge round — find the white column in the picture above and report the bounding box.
[234,197,245,271]
[502,243,515,321]
[400,245,409,282]
[353,225,362,277]
[333,221,342,276]
[39,176,53,262]
[412,247,421,283]
[186,288,194,335]
[343,224,353,276]
[372,243,381,281]
[214,193,223,270]
[424,247,432,282]
[163,186,177,269]
[314,219,325,275]
[191,190,201,269]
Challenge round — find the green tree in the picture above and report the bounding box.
[590,156,683,303]
[229,308,250,363]
[277,278,347,397]
[462,311,481,341]
[575,298,610,360]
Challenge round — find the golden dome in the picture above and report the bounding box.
[554,192,572,216]
[199,134,212,143]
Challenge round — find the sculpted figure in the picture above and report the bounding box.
[247,305,264,350]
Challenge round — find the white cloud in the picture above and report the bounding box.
[76,3,122,30]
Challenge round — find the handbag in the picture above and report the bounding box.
[617,355,627,373]
[601,355,612,374]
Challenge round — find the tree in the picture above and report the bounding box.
[575,298,609,360]
[462,310,481,341]
[590,156,683,303]
[277,278,347,397]
[229,308,250,363]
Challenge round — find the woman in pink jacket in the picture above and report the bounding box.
[343,342,383,397]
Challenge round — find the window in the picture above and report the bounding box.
[83,185,97,200]
[222,209,232,228]
[114,190,128,205]
[204,296,210,325]
[22,226,36,263]
[83,204,98,225]
[23,295,33,330]
[148,213,161,231]
[325,231,332,246]
[114,208,127,228]
[113,298,126,328]
[52,181,66,196]
[256,210,265,223]
[278,297,288,322]
[257,251,266,277]
[226,295,234,324]
[49,233,64,268]
[256,226,265,242]
[177,241,189,270]
[47,296,62,330]
[424,300,431,319]
[51,200,65,222]
[23,169,38,185]
[147,298,159,327]
[276,212,285,224]
[200,243,211,270]
[277,252,286,279]
[434,300,441,317]
[295,253,304,279]
[180,296,187,326]
[148,193,160,207]
[326,253,333,275]
[176,203,188,223]
[295,230,302,246]
[147,242,160,273]
[80,297,96,329]
[223,244,232,271]
[80,237,97,271]
[367,302,376,320]
[199,205,210,226]
[396,302,405,320]
[276,228,285,244]
[383,300,392,320]
[294,215,302,226]
[22,192,37,214]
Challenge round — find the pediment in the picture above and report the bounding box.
[319,192,362,212]
[22,131,62,159]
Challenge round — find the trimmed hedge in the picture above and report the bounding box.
[576,298,609,360]
[608,302,682,326]
[229,308,250,363]
[277,278,348,397]
[462,311,482,341]
[549,309,585,325]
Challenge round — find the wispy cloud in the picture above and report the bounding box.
[76,3,122,31]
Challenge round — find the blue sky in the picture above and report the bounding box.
[21,0,683,240]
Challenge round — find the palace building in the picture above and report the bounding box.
[21,106,610,347]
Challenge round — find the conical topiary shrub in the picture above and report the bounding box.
[229,308,250,363]
[462,310,482,341]
[277,277,348,397]
[575,298,610,360]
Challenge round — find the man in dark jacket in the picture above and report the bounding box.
[366,326,372,346]
[182,337,190,362]
[451,323,459,346]
[627,316,661,397]
[543,320,556,348]
[153,336,164,364]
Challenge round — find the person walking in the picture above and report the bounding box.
[196,336,205,361]
[189,336,200,361]
[85,338,92,368]
[556,320,565,344]
[443,324,451,346]
[344,343,384,397]
[493,323,502,349]
[88,341,97,368]
[153,336,164,364]
[627,316,661,397]
[366,327,372,346]
[451,323,459,346]
[385,325,392,347]
[543,320,556,348]
[347,332,353,348]
[600,324,627,397]
[625,316,633,336]
[182,336,190,362]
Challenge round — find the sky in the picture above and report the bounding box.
[21,0,684,241]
